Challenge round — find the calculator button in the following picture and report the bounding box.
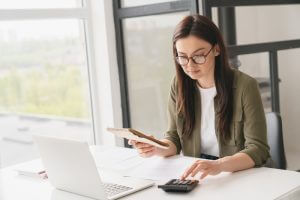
[181,180,189,184]
[186,180,195,185]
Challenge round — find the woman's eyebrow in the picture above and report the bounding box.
[177,47,205,55]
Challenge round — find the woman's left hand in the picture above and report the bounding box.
[181,159,222,180]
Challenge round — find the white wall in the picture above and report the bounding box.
[89,0,123,146]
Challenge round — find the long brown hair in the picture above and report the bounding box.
[172,15,234,140]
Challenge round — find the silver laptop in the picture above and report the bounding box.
[33,135,154,200]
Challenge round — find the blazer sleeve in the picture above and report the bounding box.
[164,77,182,154]
[239,78,270,166]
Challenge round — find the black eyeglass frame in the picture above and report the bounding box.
[175,45,215,66]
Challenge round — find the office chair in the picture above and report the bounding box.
[265,112,287,170]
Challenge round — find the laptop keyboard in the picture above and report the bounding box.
[103,183,133,197]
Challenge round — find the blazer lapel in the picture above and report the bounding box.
[193,88,202,157]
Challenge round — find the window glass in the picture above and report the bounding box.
[122,13,188,138]
[237,53,271,112]
[0,19,93,168]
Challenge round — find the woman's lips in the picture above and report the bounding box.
[187,69,200,73]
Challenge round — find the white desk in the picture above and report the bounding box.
[1,145,300,200]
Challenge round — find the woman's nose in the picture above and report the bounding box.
[186,59,197,69]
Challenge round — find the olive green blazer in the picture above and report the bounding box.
[164,69,270,166]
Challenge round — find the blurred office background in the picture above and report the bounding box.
[0,0,299,171]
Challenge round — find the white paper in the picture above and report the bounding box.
[123,155,197,181]
[90,146,208,181]
[90,146,144,171]
[14,160,46,179]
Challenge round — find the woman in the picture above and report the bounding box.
[129,14,270,180]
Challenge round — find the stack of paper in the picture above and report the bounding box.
[14,160,47,179]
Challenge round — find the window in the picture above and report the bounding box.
[114,0,198,145]
[0,1,95,168]
[237,53,271,112]
[122,13,188,137]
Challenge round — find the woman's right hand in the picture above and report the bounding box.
[128,139,158,158]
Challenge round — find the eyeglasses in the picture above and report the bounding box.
[176,46,214,66]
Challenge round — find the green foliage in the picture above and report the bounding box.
[0,38,90,119]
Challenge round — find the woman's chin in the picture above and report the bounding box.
[188,72,202,79]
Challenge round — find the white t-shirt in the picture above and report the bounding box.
[198,86,219,157]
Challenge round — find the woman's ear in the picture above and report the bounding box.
[214,44,220,56]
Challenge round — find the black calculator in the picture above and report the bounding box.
[158,179,199,192]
